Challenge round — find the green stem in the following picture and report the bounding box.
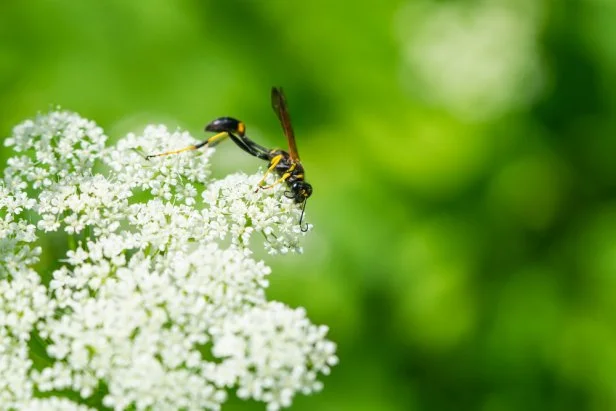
[67,235,76,251]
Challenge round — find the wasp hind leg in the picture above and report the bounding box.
[145,131,228,160]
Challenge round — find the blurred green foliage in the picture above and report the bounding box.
[2,0,616,410]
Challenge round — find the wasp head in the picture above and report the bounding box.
[288,181,312,204]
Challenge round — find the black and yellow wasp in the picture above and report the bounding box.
[146,87,312,231]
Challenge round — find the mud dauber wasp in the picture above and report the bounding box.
[146,87,312,231]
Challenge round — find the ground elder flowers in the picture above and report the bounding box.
[0,110,336,410]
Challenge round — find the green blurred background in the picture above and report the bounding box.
[2,0,616,410]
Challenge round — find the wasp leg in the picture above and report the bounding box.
[145,132,228,160]
[204,131,231,147]
[259,172,292,190]
[257,162,297,191]
[254,155,284,192]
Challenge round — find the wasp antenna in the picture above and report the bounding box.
[299,200,309,232]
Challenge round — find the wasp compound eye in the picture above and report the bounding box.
[302,182,313,198]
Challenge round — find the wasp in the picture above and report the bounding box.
[146,87,312,231]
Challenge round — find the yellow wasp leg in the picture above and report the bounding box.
[204,131,230,147]
[258,163,297,190]
[256,154,283,187]
[260,172,291,190]
[146,132,227,159]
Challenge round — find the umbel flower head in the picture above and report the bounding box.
[0,111,337,410]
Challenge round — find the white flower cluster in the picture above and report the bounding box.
[0,111,336,410]
[210,302,337,410]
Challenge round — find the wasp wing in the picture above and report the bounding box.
[271,87,300,161]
